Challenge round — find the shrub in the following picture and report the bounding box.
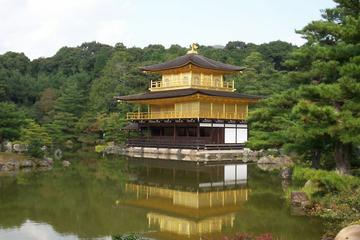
[27,139,44,158]
[310,187,360,235]
[95,144,106,153]
[112,234,142,240]
[292,166,360,193]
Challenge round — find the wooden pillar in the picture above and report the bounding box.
[147,124,150,140]
[173,122,176,142]
[197,124,200,137]
[223,103,226,118]
[211,124,214,143]
[197,123,200,146]
[235,103,237,119]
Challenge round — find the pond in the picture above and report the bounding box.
[0,153,324,240]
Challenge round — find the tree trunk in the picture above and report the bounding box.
[334,142,351,175]
[311,149,321,169]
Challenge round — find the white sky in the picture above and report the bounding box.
[0,0,336,59]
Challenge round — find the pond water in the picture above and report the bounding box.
[0,153,324,240]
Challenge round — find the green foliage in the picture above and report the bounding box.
[112,234,142,240]
[248,0,360,173]
[20,119,52,146]
[98,113,127,143]
[293,166,360,193]
[232,52,291,96]
[27,138,44,158]
[95,145,106,153]
[313,187,360,234]
[290,166,360,235]
[0,102,26,141]
[247,90,297,150]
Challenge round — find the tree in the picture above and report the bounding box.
[35,88,57,123]
[232,52,291,96]
[249,0,360,174]
[247,91,297,150]
[98,113,127,143]
[0,102,26,142]
[20,119,52,146]
[49,80,86,144]
[257,41,296,70]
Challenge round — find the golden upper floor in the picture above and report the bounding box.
[149,71,235,92]
[141,48,244,92]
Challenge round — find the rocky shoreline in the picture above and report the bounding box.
[0,140,71,173]
[0,155,54,173]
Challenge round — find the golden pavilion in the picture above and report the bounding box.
[115,44,259,149]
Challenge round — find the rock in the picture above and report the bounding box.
[0,164,10,172]
[3,141,13,152]
[281,167,292,179]
[20,160,33,168]
[43,157,54,165]
[36,159,51,167]
[304,179,319,188]
[301,200,312,209]
[257,155,293,166]
[258,155,276,164]
[335,224,360,240]
[65,140,73,149]
[62,160,71,167]
[54,149,63,160]
[257,163,281,171]
[13,143,27,153]
[290,191,310,216]
[104,144,125,155]
[6,159,20,170]
[291,191,309,207]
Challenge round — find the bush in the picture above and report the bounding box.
[112,234,142,240]
[292,167,360,236]
[95,144,106,153]
[27,139,44,158]
[292,166,360,193]
[311,187,360,235]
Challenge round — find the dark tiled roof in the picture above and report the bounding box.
[115,89,260,101]
[141,54,245,72]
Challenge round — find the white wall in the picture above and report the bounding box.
[225,128,236,143]
[236,128,248,143]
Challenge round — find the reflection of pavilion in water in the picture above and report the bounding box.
[123,158,249,238]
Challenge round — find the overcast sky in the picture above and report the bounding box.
[0,0,335,59]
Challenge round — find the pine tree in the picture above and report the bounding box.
[49,80,86,144]
[0,102,26,142]
[249,0,360,174]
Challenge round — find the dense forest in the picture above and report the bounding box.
[0,0,359,174]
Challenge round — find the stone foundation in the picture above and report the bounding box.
[123,146,260,162]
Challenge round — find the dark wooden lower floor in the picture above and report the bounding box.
[125,122,247,150]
